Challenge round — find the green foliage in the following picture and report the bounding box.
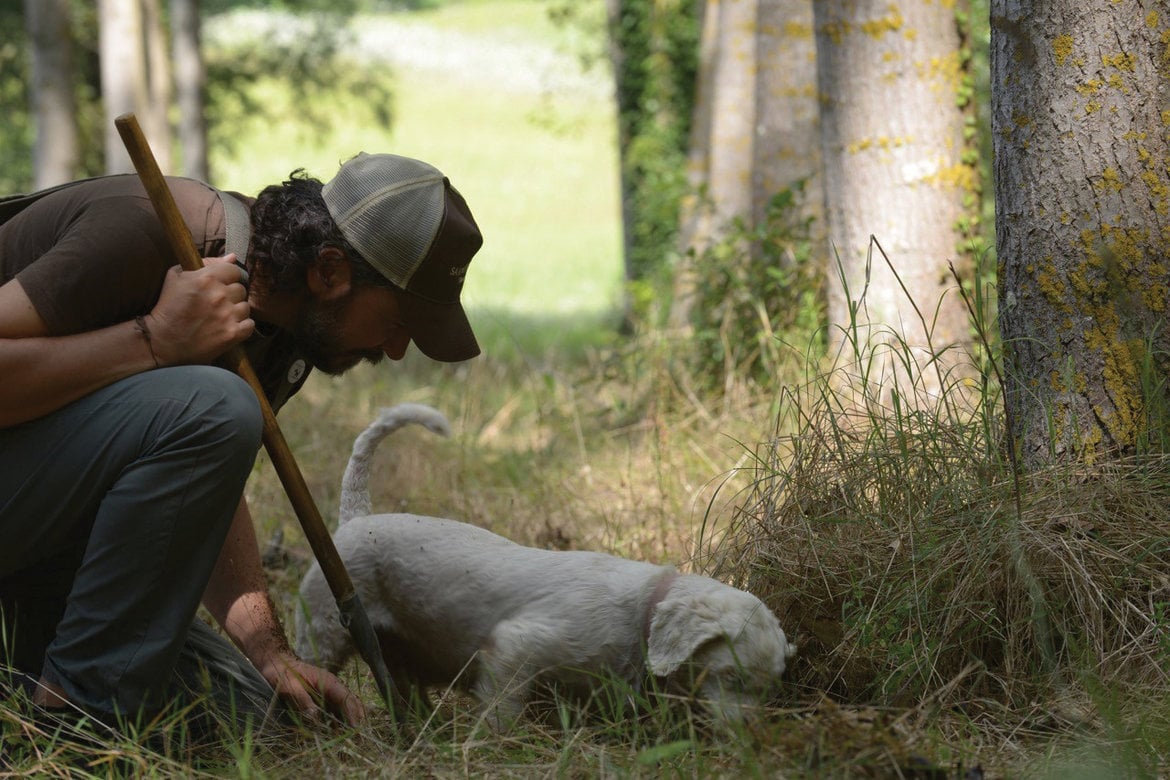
[610,0,699,284]
[204,0,431,14]
[0,1,393,193]
[0,2,132,193]
[965,0,996,257]
[204,11,394,171]
[551,0,699,287]
[0,2,31,194]
[686,183,827,391]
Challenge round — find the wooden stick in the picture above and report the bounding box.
[114,113,402,719]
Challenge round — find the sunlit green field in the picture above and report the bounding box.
[210,0,623,357]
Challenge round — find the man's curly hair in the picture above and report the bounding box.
[248,170,392,294]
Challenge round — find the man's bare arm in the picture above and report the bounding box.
[0,280,158,427]
[0,256,252,428]
[202,497,365,724]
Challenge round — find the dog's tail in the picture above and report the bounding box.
[338,403,452,525]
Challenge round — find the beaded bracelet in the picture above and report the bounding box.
[134,315,161,369]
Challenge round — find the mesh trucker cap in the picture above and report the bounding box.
[321,152,483,362]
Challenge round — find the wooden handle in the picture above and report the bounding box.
[114,114,403,716]
[113,113,353,600]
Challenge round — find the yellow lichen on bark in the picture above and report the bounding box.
[928,162,978,191]
[1085,321,1144,449]
[1075,79,1103,96]
[1143,278,1169,313]
[846,135,914,154]
[784,21,813,39]
[996,0,1170,466]
[916,51,963,92]
[1055,253,1146,458]
[1078,426,1106,466]
[1068,258,1107,309]
[1093,167,1125,193]
[1102,52,1137,72]
[1070,224,1160,450]
[1036,257,1073,312]
[1141,167,1170,216]
[860,5,904,38]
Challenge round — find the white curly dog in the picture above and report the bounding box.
[295,403,795,728]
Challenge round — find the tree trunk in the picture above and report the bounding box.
[606,0,638,327]
[992,0,1170,468]
[753,0,821,246]
[669,0,717,330]
[142,0,172,173]
[815,0,977,405]
[171,0,208,181]
[671,0,759,329]
[99,0,149,174]
[25,0,80,188]
[703,0,757,228]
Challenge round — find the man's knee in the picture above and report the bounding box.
[203,367,264,451]
[160,366,263,461]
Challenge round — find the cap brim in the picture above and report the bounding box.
[396,292,480,362]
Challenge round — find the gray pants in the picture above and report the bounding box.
[0,366,277,730]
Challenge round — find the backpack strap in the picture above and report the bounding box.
[217,190,252,262]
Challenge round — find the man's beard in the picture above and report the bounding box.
[293,297,386,376]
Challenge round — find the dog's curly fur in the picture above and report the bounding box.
[295,403,795,728]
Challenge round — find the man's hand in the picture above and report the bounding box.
[257,650,366,725]
[204,498,367,727]
[145,253,254,366]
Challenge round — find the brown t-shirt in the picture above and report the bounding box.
[0,175,310,412]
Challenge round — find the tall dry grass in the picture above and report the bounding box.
[700,248,1170,776]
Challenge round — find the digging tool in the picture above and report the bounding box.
[114,112,403,720]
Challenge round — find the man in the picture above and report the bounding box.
[0,153,483,735]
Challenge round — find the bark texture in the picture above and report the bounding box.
[754,0,821,242]
[672,0,759,328]
[992,0,1170,467]
[815,0,977,404]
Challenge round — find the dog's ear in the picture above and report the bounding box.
[646,595,727,677]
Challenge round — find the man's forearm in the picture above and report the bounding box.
[203,497,292,664]
[203,497,365,723]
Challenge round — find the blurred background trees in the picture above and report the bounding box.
[9,0,1167,467]
[24,0,80,187]
[2,0,391,190]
